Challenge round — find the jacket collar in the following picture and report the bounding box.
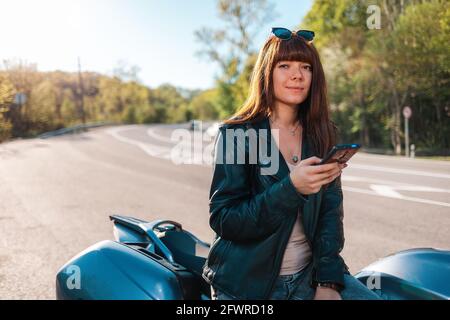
[250,116,312,181]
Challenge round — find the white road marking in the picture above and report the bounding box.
[342,175,450,193]
[350,164,450,179]
[147,126,216,146]
[147,126,215,164]
[107,126,450,207]
[149,126,450,180]
[356,153,450,166]
[106,126,171,160]
[147,127,174,144]
[343,186,450,207]
[108,126,211,164]
[369,185,403,198]
[390,185,450,192]
[344,176,450,207]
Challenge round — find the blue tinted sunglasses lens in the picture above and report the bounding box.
[296,30,315,41]
[272,28,292,40]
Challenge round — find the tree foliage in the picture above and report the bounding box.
[1,0,448,156]
[301,0,449,154]
[0,61,198,142]
[195,0,275,118]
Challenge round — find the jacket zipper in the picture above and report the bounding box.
[265,212,297,298]
[209,239,231,285]
[273,170,314,250]
[266,173,318,297]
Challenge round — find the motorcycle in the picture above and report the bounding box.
[56,215,450,300]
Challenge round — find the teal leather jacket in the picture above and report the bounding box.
[202,116,350,299]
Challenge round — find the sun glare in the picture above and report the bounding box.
[0,0,82,69]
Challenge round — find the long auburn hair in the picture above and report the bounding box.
[224,33,336,157]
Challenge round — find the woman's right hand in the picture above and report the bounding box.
[289,156,347,195]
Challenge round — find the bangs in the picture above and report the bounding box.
[273,37,315,65]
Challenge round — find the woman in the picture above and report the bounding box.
[202,28,381,300]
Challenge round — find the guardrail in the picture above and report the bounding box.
[38,122,118,139]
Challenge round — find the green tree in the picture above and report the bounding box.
[0,75,14,142]
[380,0,450,150]
[149,84,189,123]
[195,0,275,118]
[28,80,60,133]
[188,88,221,120]
[302,0,449,154]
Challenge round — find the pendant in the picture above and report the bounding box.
[292,155,299,163]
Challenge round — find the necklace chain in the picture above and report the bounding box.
[269,117,301,163]
[269,117,301,136]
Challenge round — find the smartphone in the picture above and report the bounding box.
[315,143,361,165]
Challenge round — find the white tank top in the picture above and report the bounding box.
[279,162,312,275]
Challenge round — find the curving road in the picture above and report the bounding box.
[0,123,449,299]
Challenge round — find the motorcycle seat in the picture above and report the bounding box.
[160,230,211,299]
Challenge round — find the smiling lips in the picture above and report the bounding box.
[286,86,304,91]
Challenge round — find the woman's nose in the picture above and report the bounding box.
[291,68,304,80]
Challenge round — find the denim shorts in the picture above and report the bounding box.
[212,262,382,300]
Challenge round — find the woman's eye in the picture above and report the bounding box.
[279,64,289,69]
[303,65,312,71]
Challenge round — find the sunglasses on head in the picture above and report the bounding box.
[271,27,315,42]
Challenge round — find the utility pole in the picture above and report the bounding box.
[77,56,86,125]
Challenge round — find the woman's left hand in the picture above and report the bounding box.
[313,287,342,300]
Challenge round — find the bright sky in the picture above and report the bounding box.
[0,0,312,90]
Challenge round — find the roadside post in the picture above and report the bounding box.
[403,106,412,157]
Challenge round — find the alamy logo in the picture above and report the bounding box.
[66,265,81,290]
[366,272,381,290]
[367,5,381,30]
[170,122,280,175]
